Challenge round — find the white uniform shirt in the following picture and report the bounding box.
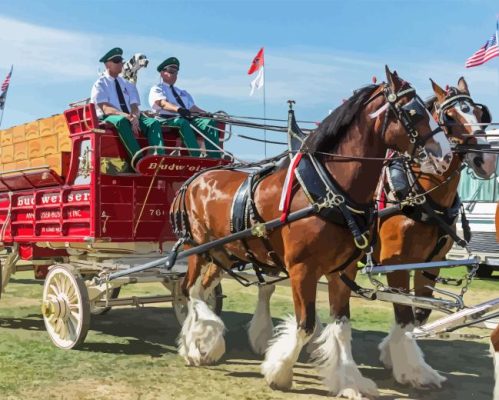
[90,72,140,117]
[148,83,195,116]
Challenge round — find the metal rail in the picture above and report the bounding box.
[362,257,479,275]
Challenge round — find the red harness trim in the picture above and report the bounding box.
[279,152,304,222]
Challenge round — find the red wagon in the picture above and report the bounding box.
[0,103,230,349]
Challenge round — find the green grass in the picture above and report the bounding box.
[0,270,496,400]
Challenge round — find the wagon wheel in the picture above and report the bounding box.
[41,264,90,349]
[90,287,121,316]
[171,281,223,326]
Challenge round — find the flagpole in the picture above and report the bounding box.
[263,65,267,158]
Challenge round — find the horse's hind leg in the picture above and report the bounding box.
[248,283,276,355]
[312,264,378,399]
[177,254,226,366]
[379,270,446,388]
[491,325,499,399]
[261,263,316,390]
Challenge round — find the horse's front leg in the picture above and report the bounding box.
[379,270,446,388]
[491,324,499,399]
[312,263,378,399]
[178,254,226,366]
[413,267,439,325]
[248,283,276,355]
[261,263,317,390]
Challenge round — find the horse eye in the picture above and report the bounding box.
[460,105,470,113]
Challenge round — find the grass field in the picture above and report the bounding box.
[0,268,497,400]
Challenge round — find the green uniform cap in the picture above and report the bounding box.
[99,47,123,63]
[157,57,180,72]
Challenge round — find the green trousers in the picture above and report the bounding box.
[104,114,165,164]
[161,117,220,158]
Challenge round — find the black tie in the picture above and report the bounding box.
[170,85,186,109]
[115,79,130,114]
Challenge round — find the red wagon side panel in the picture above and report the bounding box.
[0,103,229,248]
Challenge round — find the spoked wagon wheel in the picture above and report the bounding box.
[90,287,121,316]
[41,264,90,349]
[171,281,223,326]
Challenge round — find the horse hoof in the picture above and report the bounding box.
[261,361,293,391]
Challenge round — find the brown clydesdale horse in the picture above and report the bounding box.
[247,77,496,393]
[172,67,454,399]
[373,78,496,389]
[494,204,499,399]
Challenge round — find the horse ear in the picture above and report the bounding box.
[430,78,446,102]
[385,65,402,92]
[457,76,470,95]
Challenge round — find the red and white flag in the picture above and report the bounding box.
[465,21,499,68]
[248,48,264,96]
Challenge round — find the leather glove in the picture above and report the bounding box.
[177,107,192,119]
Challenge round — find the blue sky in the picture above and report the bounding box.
[1,0,498,158]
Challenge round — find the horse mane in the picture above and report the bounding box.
[303,84,378,152]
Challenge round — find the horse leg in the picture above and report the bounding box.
[261,263,316,390]
[312,265,378,399]
[379,270,446,388]
[491,324,499,400]
[248,284,276,355]
[413,268,439,325]
[177,255,226,366]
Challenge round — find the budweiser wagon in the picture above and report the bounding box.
[0,103,229,349]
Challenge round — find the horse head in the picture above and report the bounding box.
[377,67,453,175]
[430,77,496,179]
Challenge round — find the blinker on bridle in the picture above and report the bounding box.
[435,92,492,128]
[367,84,442,162]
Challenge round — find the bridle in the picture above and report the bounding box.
[433,88,492,134]
[367,83,444,164]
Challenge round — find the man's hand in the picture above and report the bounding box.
[127,113,140,135]
[177,107,192,119]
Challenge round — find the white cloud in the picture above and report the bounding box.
[0,14,498,129]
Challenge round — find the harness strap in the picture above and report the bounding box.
[339,272,377,300]
[419,199,467,248]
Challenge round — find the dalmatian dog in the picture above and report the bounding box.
[121,53,149,84]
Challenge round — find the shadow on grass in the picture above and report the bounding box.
[9,278,44,285]
[0,305,493,399]
[80,338,174,357]
[0,314,45,331]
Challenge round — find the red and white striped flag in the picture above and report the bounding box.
[465,21,499,68]
[248,48,264,96]
[0,66,13,111]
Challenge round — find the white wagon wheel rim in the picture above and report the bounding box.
[42,266,89,349]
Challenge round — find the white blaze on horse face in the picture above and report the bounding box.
[454,100,483,132]
[465,137,497,179]
[419,126,453,175]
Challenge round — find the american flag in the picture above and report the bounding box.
[0,66,13,111]
[0,66,12,93]
[465,22,499,68]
